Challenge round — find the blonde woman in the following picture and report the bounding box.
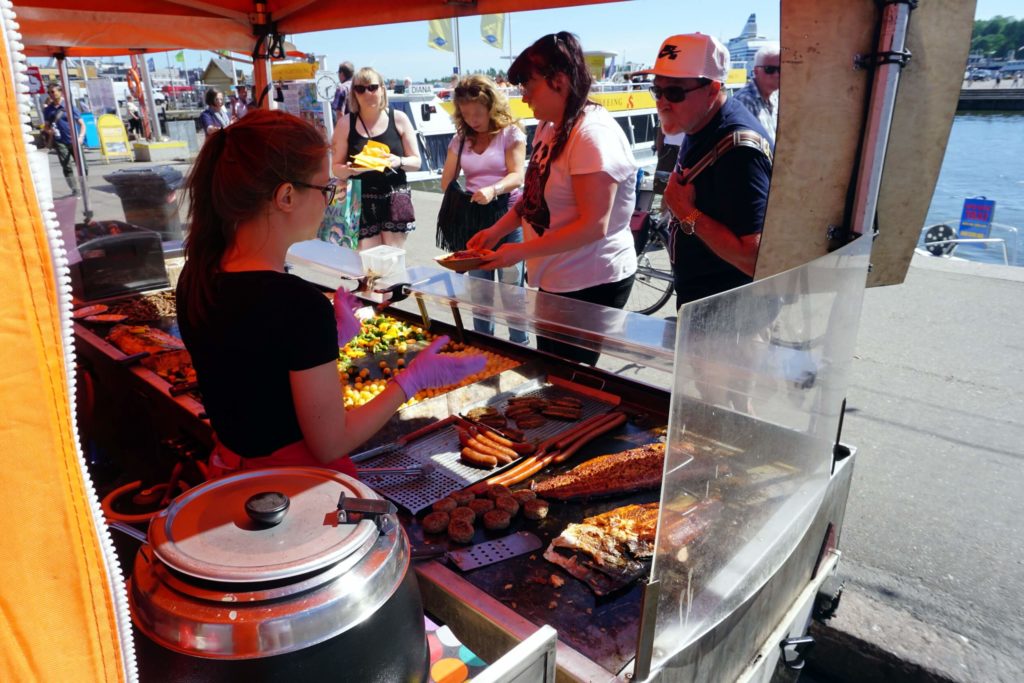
[331,67,421,249]
[439,74,527,343]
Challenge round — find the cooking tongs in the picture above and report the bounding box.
[339,273,411,309]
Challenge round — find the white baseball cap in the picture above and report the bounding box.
[637,33,730,83]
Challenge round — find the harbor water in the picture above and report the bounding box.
[922,112,1024,266]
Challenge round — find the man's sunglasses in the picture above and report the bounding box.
[651,82,708,104]
[352,84,381,94]
[289,179,339,205]
[757,65,781,75]
[454,85,483,99]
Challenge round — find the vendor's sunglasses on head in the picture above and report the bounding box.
[651,81,709,103]
[289,178,339,205]
[454,85,483,98]
[353,84,381,94]
[758,65,781,75]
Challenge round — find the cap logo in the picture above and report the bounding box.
[659,44,680,60]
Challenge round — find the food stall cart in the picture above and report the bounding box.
[0,1,974,683]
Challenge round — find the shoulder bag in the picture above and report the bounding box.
[435,136,477,252]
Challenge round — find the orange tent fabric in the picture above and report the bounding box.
[17,0,615,57]
[0,30,126,683]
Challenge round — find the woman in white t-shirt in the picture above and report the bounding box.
[468,32,638,365]
[439,74,528,343]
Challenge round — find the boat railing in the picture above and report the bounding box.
[919,221,1019,266]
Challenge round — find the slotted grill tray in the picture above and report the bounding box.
[361,377,617,513]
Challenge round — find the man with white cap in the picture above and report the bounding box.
[639,33,773,306]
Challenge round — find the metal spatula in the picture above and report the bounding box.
[412,531,543,571]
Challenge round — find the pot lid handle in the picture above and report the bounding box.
[337,492,396,533]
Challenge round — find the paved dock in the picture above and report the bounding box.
[52,148,1024,683]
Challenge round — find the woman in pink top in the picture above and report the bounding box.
[439,74,528,343]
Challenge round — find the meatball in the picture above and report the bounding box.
[431,497,458,513]
[449,506,476,524]
[523,498,550,520]
[447,519,475,544]
[494,495,520,517]
[467,498,495,514]
[484,484,513,500]
[451,489,476,506]
[421,511,450,534]
[511,489,537,505]
[482,509,512,531]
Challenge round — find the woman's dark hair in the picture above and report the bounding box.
[508,31,593,163]
[179,109,328,326]
[204,88,222,107]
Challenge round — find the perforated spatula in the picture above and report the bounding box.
[411,531,543,571]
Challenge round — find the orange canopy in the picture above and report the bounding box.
[17,0,615,57]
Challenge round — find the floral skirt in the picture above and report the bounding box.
[360,185,417,238]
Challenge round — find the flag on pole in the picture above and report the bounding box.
[480,14,505,50]
[428,19,454,52]
[175,50,185,63]
[147,57,156,72]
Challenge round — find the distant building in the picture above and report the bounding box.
[201,58,237,93]
[726,13,776,75]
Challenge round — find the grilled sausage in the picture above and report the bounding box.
[460,447,497,469]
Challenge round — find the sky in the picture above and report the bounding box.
[35,0,1022,80]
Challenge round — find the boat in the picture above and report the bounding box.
[387,52,661,182]
[916,220,1021,266]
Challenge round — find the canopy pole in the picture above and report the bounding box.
[253,54,274,110]
[56,53,91,220]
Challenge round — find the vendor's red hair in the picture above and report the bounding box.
[178,109,328,325]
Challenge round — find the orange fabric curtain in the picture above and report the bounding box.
[0,34,125,683]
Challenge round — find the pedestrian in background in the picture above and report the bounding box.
[200,88,230,135]
[331,67,421,250]
[734,42,780,144]
[230,84,255,122]
[439,74,529,344]
[332,61,354,120]
[43,83,86,196]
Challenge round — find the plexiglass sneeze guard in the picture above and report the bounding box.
[286,239,678,374]
[644,235,872,673]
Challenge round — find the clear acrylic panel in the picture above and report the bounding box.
[404,265,677,373]
[286,240,678,374]
[647,235,872,671]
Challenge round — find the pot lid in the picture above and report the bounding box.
[149,467,385,583]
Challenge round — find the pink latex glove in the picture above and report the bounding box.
[394,335,486,399]
[334,287,362,347]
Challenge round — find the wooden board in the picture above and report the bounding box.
[755,1,878,282]
[869,0,976,286]
[755,1,975,288]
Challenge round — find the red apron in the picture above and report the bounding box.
[209,438,358,479]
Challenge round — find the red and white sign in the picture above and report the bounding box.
[26,66,45,94]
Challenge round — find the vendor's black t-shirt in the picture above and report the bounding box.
[177,271,338,458]
[673,97,773,305]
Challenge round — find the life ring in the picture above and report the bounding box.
[126,68,144,100]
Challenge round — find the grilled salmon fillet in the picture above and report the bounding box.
[532,442,666,500]
[543,503,660,596]
[108,324,184,355]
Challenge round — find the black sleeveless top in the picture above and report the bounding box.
[347,108,407,193]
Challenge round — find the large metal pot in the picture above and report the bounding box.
[128,467,427,682]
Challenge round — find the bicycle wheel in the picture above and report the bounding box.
[625,228,675,315]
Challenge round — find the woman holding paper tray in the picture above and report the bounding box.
[331,66,421,250]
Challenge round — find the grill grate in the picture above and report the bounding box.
[362,380,615,514]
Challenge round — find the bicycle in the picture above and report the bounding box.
[625,172,676,315]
